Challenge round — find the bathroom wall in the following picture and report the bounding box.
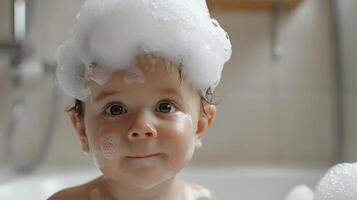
[337,0,357,162]
[0,57,12,166]
[0,1,14,166]
[0,0,337,168]
[0,0,13,43]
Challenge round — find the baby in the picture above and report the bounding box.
[49,0,231,199]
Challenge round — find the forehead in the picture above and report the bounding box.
[88,55,197,98]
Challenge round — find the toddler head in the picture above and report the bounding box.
[56,0,231,190]
[67,54,216,189]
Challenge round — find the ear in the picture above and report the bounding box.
[195,105,217,150]
[69,111,89,153]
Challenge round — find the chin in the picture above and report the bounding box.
[121,170,176,190]
[101,157,180,189]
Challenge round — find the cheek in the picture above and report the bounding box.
[100,133,120,160]
[85,115,127,148]
[162,113,196,170]
[85,122,126,168]
[169,113,195,134]
[171,114,195,145]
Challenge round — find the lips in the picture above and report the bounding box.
[126,153,161,159]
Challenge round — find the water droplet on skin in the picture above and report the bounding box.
[149,57,156,66]
[150,66,156,73]
[124,66,145,84]
[90,188,103,200]
[164,60,172,73]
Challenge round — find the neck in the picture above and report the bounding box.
[100,176,180,200]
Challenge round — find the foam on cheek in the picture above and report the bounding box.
[185,138,195,161]
[100,133,120,160]
[89,133,121,168]
[88,129,112,168]
[90,143,104,168]
[182,114,196,163]
[89,138,104,169]
[172,113,196,165]
[174,113,194,133]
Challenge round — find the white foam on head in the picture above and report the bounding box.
[87,62,113,85]
[56,0,231,101]
[314,163,357,200]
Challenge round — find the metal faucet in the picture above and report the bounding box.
[1,0,59,173]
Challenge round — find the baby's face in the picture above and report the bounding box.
[83,55,204,189]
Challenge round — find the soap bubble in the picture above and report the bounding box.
[314,163,357,200]
[286,185,314,200]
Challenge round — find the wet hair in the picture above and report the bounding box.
[66,68,219,118]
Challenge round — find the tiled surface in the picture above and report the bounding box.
[0,62,13,167]
[269,0,337,166]
[194,0,337,167]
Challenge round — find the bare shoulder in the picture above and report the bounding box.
[47,176,102,200]
[178,179,217,200]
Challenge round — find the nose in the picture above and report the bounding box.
[127,110,158,140]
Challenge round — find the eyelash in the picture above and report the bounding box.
[104,102,128,116]
[102,99,180,116]
[155,100,179,113]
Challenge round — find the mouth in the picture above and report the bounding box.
[126,153,161,159]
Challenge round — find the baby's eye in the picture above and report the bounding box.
[155,100,177,113]
[105,103,127,116]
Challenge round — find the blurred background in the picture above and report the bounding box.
[0,0,356,198]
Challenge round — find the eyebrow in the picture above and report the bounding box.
[94,88,184,103]
[94,90,122,102]
[159,88,184,101]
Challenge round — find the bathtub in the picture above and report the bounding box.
[0,166,325,200]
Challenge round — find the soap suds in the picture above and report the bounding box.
[56,0,231,101]
[286,163,357,200]
[285,185,314,200]
[314,163,357,200]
